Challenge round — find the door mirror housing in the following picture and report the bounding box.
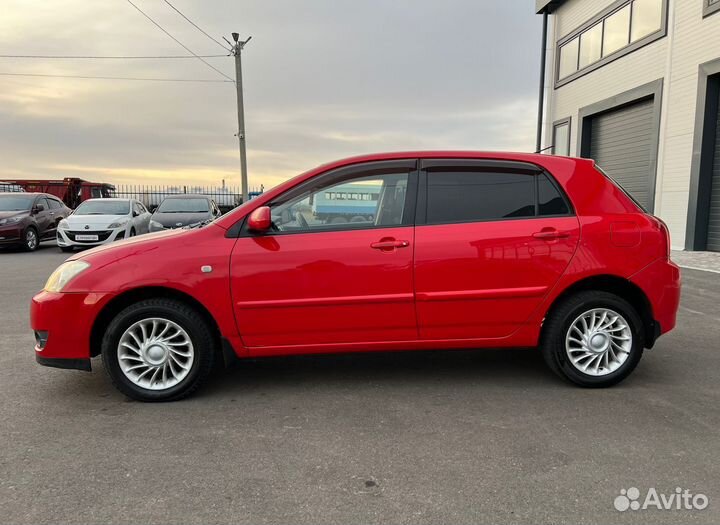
[248,206,272,233]
[33,204,45,213]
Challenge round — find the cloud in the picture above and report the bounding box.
[0,0,541,188]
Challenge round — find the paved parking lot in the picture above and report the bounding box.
[1,242,719,525]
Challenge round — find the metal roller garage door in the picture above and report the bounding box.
[707,89,720,252]
[588,97,655,211]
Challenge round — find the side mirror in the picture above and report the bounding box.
[247,206,272,233]
[34,204,45,213]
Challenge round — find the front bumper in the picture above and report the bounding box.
[57,227,125,247]
[31,290,114,366]
[0,224,24,245]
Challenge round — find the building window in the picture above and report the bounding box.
[705,0,720,17]
[556,0,666,85]
[552,118,571,156]
[603,5,631,56]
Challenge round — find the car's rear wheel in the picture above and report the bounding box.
[23,227,39,251]
[541,291,644,387]
[101,298,216,401]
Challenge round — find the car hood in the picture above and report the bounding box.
[70,228,187,260]
[151,211,211,228]
[65,214,128,229]
[0,211,29,220]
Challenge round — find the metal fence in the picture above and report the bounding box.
[112,184,264,212]
[0,182,25,192]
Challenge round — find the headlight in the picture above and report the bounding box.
[108,219,129,229]
[58,219,69,229]
[150,220,164,230]
[0,215,27,226]
[44,261,90,292]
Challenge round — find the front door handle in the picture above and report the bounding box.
[533,228,570,240]
[370,238,410,251]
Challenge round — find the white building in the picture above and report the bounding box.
[536,0,720,251]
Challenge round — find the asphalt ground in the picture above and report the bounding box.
[0,241,718,524]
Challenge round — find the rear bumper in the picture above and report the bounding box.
[630,257,681,337]
[31,290,114,362]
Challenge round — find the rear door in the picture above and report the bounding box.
[230,160,419,348]
[413,159,580,340]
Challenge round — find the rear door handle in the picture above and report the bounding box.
[532,229,570,240]
[370,239,410,251]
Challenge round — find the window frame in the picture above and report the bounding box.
[555,0,668,88]
[552,117,572,156]
[415,159,575,227]
[238,159,419,238]
[704,0,720,18]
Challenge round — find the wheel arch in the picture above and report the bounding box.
[90,286,222,358]
[543,274,657,348]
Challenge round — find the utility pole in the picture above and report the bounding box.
[228,32,252,202]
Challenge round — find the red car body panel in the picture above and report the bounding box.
[30,151,681,368]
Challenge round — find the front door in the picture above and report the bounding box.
[413,160,580,340]
[230,160,419,348]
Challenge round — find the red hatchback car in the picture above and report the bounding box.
[31,152,681,401]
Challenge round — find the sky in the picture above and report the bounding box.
[0,0,542,190]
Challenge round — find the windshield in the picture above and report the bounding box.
[74,200,130,216]
[0,195,34,212]
[157,198,209,213]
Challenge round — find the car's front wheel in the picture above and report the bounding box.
[23,226,39,251]
[101,298,216,401]
[541,291,644,387]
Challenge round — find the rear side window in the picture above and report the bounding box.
[538,173,570,216]
[48,198,63,210]
[426,171,535,224]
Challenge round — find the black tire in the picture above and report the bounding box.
[23,226,39,252]
[60,246,74,253]
[540,291,645,388]
[101,298,216,401]
[129,228,136,237]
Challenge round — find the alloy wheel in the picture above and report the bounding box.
[565,308,632,376]
[117,317,194,390]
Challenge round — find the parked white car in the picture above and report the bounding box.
[56,198,150,252]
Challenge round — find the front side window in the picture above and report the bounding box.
[426,171,535,225]
[269,171,410,233]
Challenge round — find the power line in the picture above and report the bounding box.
[162,0,229,51]
[123,0,234,82]
[0,54,228,59]
[0,72,233,83]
